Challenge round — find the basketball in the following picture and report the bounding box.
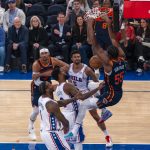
[89,55,102,69]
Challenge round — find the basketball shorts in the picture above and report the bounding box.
[97,90,123,109]
[31,81,40,107]
[40,130,70,150]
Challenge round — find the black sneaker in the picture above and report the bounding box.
[4,64,11,73]
[21,64,27,73]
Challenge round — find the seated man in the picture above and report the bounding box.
[4,17,28,73]
[49,12,71,63]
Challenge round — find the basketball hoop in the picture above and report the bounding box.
[84,7,112,21]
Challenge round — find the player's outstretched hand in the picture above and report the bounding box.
[100,14,111,24]
[74,92,83,100]
[63,126,69,134]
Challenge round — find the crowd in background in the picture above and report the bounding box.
[0,0,150,74]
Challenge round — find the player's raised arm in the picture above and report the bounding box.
[101,14,125,58]
[57,97,77,107]
[46,101,69,134]
[52,57,69,69]
[87,18,109,64]
[64,82,99,101]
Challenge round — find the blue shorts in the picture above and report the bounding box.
[97,90,123,109]
[31,81,41,107]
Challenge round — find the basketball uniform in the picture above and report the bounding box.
[55,82,85,144]
[31,57,53,107]
[95,7,113,49]
[97,57,126,108]
[38,97,70,150]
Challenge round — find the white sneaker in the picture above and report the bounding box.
[29,128,37,141]
[136,68,143,73]
[0,66,4,72]
[105,135,113,147]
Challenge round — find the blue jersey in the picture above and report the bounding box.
[104,57,126,92]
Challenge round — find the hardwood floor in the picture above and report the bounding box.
[0,80,150,143]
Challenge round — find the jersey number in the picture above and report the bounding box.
[115,71,124,85]
[102,23,107,29]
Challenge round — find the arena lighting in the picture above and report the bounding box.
[124,0,150,18]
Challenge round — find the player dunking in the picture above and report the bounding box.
[28,48,68,140]
[39,81,77,150]
[65,15,126,145]
[65,50,113,147]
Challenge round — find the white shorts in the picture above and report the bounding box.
[40,130,70,150]
[62,110,85,143]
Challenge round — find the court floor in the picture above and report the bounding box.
[0,80,150,150]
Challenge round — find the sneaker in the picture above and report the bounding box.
[64,132,74,141]
[136,68,143,73]
[4,64,11,73]
[21,64,27,73]
[105,136,113,147]
[0,66,4,72]
[98,110,112,123]
[29,128,37,141]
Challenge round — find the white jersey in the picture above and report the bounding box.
[55,82,79,112]
[38,96,61,131]
[68,63,89,92]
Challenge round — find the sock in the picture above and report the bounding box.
[74,143,83,150]
[72,123,81,137]
[103,129,109,137]
[102,108,107,114]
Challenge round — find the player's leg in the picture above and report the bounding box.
[89,109,113,147]
[40,131,70,150]
[28,82,39,140]
[62,111,83,150]
[65,97,98,139]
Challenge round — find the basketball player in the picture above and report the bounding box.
[65,15,126,147]
[38,81,76,150]
[64,50,113,147]
[28,48,68,140]
[52,66,104,150]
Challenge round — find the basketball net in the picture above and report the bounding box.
[84,7,113,21]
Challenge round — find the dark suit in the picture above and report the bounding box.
[49,23,71,63]
[5,25,29,65]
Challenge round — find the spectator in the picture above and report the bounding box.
[0,1,5,26]
[116,19,136,70]
[4,17,28,73]
[92,0,100,8]
[72,15,92,65]
[0,26,5,72]
[15,0,26,13]
[49,12,71,63]
[135,19,150,73]
[29,16,48,61]
[66,0,85,27]
[66,0,90,16]
[5,0,26,13]
[3,0,26,32]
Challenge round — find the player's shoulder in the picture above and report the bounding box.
[46,99,58,112]
[32,60,40,69]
